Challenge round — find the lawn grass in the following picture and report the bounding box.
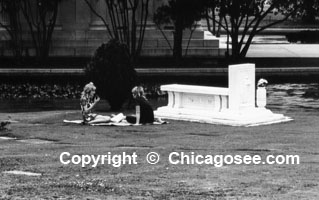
[0,108,318,199]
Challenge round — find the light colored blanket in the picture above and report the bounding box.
[63,119,168,126]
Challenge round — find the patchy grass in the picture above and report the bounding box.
[0,109,319,199]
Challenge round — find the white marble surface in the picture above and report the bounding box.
[228,63,255,111]
[155,64,293,126]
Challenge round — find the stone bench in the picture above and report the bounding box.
[159,84,229,114]
[155,63,292,126]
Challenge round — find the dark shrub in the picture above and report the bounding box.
[85,39,137,110]
[286,31,319,43]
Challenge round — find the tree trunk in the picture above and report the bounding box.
[240,32,256,58]
[231,32,241,60]
[173,18,183,64]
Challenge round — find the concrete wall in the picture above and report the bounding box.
[0,0,224,58]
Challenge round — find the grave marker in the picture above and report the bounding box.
[154,63,292,126]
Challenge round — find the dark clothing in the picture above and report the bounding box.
[126,97,154,124]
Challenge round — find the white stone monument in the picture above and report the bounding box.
[154,63,292,126]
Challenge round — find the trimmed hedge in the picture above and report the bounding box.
[0,83,81,100]
[85,39,137,110]
[286,31,319,43]
[0,83,165,100]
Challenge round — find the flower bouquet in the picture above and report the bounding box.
[257,78,268,87]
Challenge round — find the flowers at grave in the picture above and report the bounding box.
[257,78,268,88]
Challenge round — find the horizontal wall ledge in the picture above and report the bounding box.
[1,67,319,76]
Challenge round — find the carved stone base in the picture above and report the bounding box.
[155,107,292,127]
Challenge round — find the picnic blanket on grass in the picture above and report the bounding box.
[63,119,168,126]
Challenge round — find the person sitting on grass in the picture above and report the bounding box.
[80,82,112,124]
[126,86,154,125]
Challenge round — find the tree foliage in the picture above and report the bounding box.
[21,0,61,63]
[205,0,302,59]
[298,0,319,23]
[0,0,62,64]
[0,0,24,60]
[84,0,150,63]
[153,0,207,62]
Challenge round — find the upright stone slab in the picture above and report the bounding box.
[228,63,255,111]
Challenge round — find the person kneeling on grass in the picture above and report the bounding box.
[80,82,112,124]
[126,86,154,125]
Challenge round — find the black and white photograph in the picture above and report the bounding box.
[0,0,318,199]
